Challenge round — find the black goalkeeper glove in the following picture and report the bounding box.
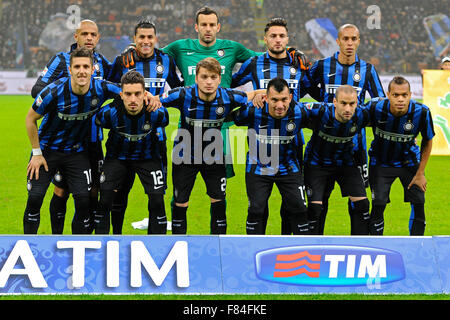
[121,43,138,68]
[287,47,312,71]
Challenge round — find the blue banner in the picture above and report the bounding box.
[423,14,450,57]
[0,235,448,295]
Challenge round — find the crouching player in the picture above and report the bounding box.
[94,70,169,234]
[230,77,310,235]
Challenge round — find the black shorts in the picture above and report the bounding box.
[304,165,367,202]
[100,158,166,195]
[53,141,104,189]
[172,163,226,203]
[27,151,91,197]
[369,165,425,205]
[246,172,307,218]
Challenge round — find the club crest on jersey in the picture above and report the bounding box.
[100,172,106,184]
[286,121,296,132]
[91,98,98,107]
[94,63,100,72]
[403,121,414,131]
[353,72,361,82]
[350,123,358,133]
[217,49,225,57]
[27,180,32,191]
[142,122,152,131]
[215,106,225,115]
[156,64,165,74]
[289,67,297,75]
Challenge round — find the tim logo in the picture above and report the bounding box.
[255,245,405,286]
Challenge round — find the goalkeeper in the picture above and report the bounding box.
[122,6,310,233]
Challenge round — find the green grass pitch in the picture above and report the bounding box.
[1,95,449,236]
[0,95,449,301]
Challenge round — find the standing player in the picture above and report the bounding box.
[122,7,309,231]
[94,71,169,234]
[366,76,435,236]
[31,19,111,234]
[231,77,310,235]
[308,23,385,234]
[148,57,263,234]
[24,48,120,234]
[106,20,182,234]
[231,17,315,234]
[303,85,371,235]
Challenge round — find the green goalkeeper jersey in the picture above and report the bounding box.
[162,38,261,87]
[162,38,262,178]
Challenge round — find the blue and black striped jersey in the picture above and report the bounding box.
[32,77,120,153]
[304,102,371,167]
[108,48,182,95]
[160,85,248,164]
[309,52,385,104]
[309,52,385,167]
[231,101,310,176]
[365,98,435,167]
[231,51,314,101]
[108,48,182,144]
[95,99,169,161]
[32,43,112,98]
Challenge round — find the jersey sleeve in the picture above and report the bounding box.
[102,81,122,100]
[366,65,386,98]
[420,107,435,141]
[230,89,249,109]
[31,54,67,98]
[229,105,251,126]
[152,107,169,128]
[106,56,124,84]
[95,104,113,129]
[301,102,323,129]
[166,56,183,89]
[160,87,184,109]
[233,41,263,63]
[231,57,254,88]
[161,40,179,59]
[32,85,56,115]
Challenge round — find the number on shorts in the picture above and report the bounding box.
[220,177,226,192]
[359,164,369,179]
[150,170,164,185]
[298,185,307,206]
[83,169,92,185]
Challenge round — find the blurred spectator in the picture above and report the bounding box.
[0,0,447,75]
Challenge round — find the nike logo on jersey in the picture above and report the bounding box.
[154,185,164,189]
[258,124,268,129]
[327,73,336,77]
[187,107,197,111]
[261,68,271,73]
[186,52,195,55]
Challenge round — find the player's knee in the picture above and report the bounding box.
[53,186,69,198]
[175,201,189,208]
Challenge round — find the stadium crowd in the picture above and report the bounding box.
[0,0,447,74]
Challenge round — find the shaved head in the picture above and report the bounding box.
[76,19,98,33]
[337,24,359,38]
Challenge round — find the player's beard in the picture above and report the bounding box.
[200,33,215,45]
[268,47,286,56]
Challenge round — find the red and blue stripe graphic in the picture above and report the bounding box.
[273,251,321,278]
